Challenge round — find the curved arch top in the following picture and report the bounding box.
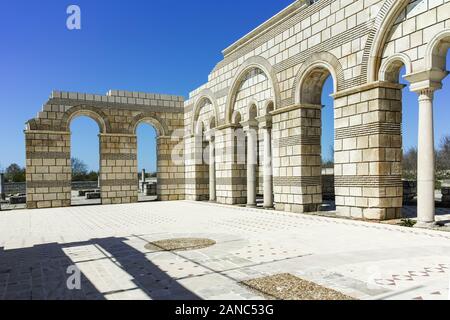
[62,105,111,134]
[379,53,412,83]
[131,113,170,136]
[191,88,220,135]
[366,0,410,83]
[224,56,281,124]
[425,28,450,71]
[292,52,343,105]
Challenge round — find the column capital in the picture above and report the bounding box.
[205,129,216,142]
[256,114,272,129]
[241,120,258,132]
[404,68,448,93]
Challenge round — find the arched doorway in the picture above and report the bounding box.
[320,76,335,211]
[296,60,338,213]
[136,123,158,202]
[69,116,101,206]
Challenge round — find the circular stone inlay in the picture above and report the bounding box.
[145,238,216,252]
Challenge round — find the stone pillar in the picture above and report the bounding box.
[99,133,138,205]
[214,125,247,205]
[258,114,273,209]
[25,130,72,209]
[271,104,322,213]
[206,130,216,202]
[157,136,185,201]
[0,173,5,201]
[332,82,403,220]
[141,169,146,192]
[243,121,258,207]
[416,89,436,224]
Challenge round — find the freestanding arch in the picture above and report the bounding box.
[25,90,185,209]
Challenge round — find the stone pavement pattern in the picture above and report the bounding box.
[0,201,449,300]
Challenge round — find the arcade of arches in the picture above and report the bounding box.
[26,0,450,226]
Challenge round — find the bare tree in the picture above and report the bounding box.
[403,147,417,179]
[437,135,450,171]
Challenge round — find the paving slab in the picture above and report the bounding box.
[0,200,449,300]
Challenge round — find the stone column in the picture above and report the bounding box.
[257,114,273,209]
[243,121,258,207]
[416,89,436,224]
[405,69,447,225]
[206,130,216,202]
[0,173,5,201]
[263,127,273,208]
[141,169,146,192]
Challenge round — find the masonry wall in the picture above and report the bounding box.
[157,136,185,201]
[100,134,138,205]
[25,131,71,209]
[26,90,185,209]
[333,82,403,220]
[272,105,322,213]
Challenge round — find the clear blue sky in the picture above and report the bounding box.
[0,0,449,172]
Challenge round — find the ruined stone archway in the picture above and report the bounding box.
[25,90,185,209]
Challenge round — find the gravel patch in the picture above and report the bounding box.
[145,238,216,252]
[242,273,355,300]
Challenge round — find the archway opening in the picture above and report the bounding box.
[433,49,450,212]
[70,116,101,206]
[321,75,335,211]
[136,122,158,202]
[299,65,336,212]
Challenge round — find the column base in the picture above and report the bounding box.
[246,204,257,208]
[263,205,274,210]
[414,221,438,229]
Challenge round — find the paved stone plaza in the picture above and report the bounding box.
[0,201,449,300]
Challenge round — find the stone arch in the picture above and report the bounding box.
[191,89,220,135]
[208,116,216,130]
[225,56,280,124]
[25,119,38,131]
[231,111,242,126]
[263,100,274,115]
[131,113,169,137]
[365,0,411,82]
[246,99,259,121]
[62,105,110,133]
[379,53,412,83]
[293,52,343,105]
[425,28,450,71]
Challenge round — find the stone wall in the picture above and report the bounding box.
[3,182,26,195]
[272,105,322,213]
[3,181,99,194]
[403,180,417,204]
[333,82,403,220]
[183,0,450,220]
[100,134,138,205]
[322,172,335,200]
[25,130,71,209]
[26,90,185,209]
[442,181,450,207]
